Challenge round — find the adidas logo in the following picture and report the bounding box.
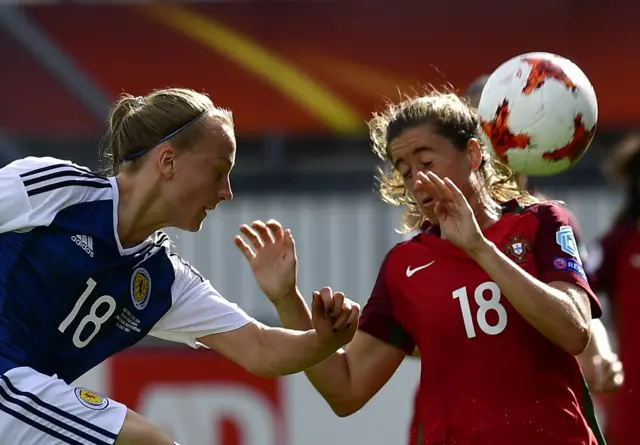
[71,234,94,258]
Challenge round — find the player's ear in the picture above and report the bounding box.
[467,139,483,171]
[157,144,176,179]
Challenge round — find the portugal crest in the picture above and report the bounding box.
[131,267,151,310]
[504,236,531,264]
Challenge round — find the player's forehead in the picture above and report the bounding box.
[194,118,236,164]
[388,124,452,165]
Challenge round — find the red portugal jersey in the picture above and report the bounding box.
[360,200,604,445]
[587,222,640,445]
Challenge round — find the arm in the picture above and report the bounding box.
[199,321,341,378]
[415,174,599,355]
[273,248,412,416]
[234,220,409,415]
[469,242,591,355]
[580,233,625,392]
[578,319,623,393]
[468,203,602,355]
[151,254,358,379]
[273,288,407,416]
[580,318,614,359]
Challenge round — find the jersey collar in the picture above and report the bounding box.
[108,177,157,257]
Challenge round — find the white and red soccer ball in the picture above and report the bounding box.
[477,52,598,176]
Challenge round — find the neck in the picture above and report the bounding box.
[469,191,502,230]
[115,174,170,248]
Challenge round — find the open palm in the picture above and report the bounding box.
[235,219,298,302]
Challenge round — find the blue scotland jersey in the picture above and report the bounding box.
[0,157,252,383]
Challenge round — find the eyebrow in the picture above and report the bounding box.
[392,145,433,169]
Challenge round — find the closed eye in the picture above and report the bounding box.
[421,161,433,169]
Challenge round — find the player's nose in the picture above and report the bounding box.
[217,176,233,202]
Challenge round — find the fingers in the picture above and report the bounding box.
[314,287,360,332]
[331,295,361,331]
[443,177,467,205]
[239,224,264,250]
[250,220,275,244]
[318,287,335,314]
[311,290,324,317]
[593,355,625,394]
[266,219,285,242]
[415,171,456,203]
[284,229,296,249]
[345,304,360,329]
[238,219,290,250]
[234,235,256,261]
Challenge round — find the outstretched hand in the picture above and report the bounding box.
[414,171,487,253]
[235,219,297,302]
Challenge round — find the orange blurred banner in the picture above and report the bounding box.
[2,1,638,136]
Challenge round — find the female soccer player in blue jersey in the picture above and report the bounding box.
[0,88,359,444]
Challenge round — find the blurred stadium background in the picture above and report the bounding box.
[1,0,635,443]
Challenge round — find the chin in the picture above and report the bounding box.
[184,223,204,233]
[176,212,207,233]
[190,217,207,232]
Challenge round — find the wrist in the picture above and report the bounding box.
[466,238,495,261]
[271,287,302,310]
[311,329,340,356]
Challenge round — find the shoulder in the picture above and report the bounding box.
[520,200,576,224]
[167,248,207,292]
[4,156,112,206]
[0,157,112,232]
[519,200,583,241]
[4,156,98,181]
[381,238,419,269]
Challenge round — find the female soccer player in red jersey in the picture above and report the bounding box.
[237,91,607,445]
[587,134,640,445]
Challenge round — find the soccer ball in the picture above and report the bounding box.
[477,52,598,176]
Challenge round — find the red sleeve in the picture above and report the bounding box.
[358,250,415,354]
[532,203,602,318]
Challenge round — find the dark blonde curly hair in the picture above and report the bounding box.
[368,90,537,233]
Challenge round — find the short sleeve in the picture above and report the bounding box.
[358,250,415,354]
[532,203,602,318]
[0,156,112,234]
[149,254,254,348]
[0,164,31,232]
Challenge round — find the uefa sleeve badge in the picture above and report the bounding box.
[555,226,581,262]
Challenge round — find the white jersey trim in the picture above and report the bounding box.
[20,163,110,198]
[149,252,253,348]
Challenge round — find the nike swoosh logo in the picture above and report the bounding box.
[406,260,435,277]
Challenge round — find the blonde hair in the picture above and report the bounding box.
[101,88,233,174]
[368,89,537,233]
